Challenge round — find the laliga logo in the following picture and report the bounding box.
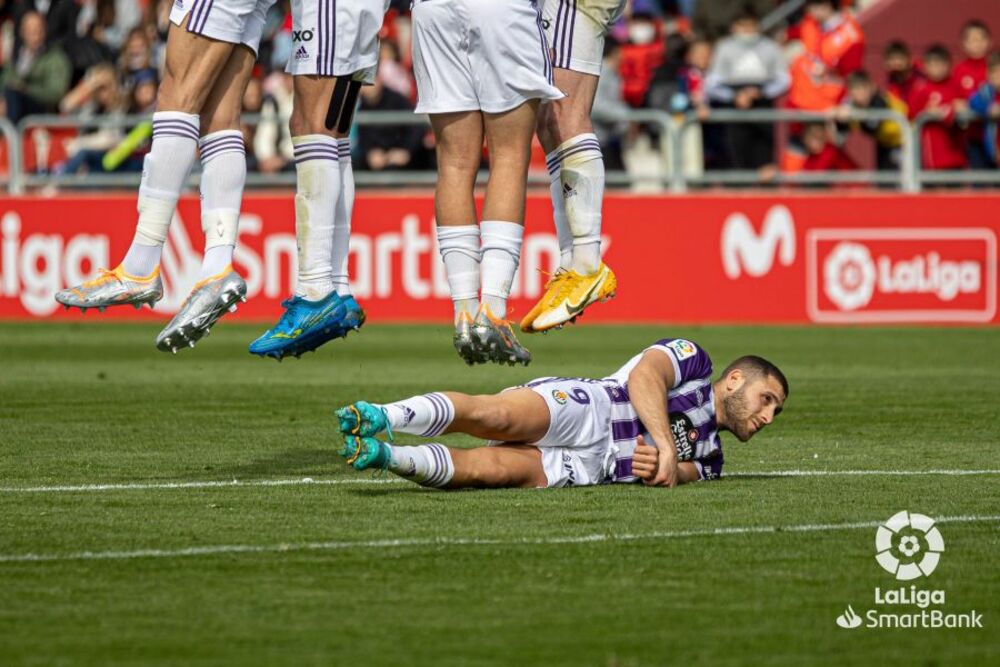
[823,242,876,311]
[823,240,982,312]
[875,511,945,581]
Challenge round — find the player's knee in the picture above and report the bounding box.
[156,71,203,114]
[536,103,561,148]
[288,107,309,137]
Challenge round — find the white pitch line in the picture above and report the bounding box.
[2,469,999,494]
[1,514,998,564]
[0,478,405,493]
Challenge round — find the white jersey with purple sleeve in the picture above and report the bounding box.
[602,338,724,482]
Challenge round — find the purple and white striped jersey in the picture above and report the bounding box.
[603,338,724,482]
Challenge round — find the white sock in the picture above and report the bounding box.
[551,134,604,275]
[198,130,245,279]
[122,111,200,276]
[436,225,481,321]
[545,156,573,270]
[387,443,455,488]
[379,392,455,437]
[480,221,523,319]
[333,138,353,297]
[292,135,340,301]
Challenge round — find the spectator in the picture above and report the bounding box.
[800,0,864,78]
[967,51,1000,167]
[704,6,789,170]
[254,71,294,174]
[835,70,905,170]
[953,20,993,168]
[908,45,966,170]
[55,62,128,175]
[883,40,924,115]
[692,0,773,41]
[128,67,158,114]
[0,10,72,122]
[591,38,629,171]
[619,8,666,107]
[356,75,421,171]
[783,121,857,173]
[241,73,263,171]
[117,26,154,90]
[377,39,413,100]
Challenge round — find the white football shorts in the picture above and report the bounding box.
[522,378,614,488]
[170,0,276,55]
[540,0,627,76]
[285,0,390,82]
[411,0,564,114]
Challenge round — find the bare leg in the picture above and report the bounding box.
[289,75,349,139]
[158,19,238,113]
[441,389,551,443]
[536,69,599,153]
[447,445,548,488]
[482,100,539,223]
[429,111,483,227]
[200,45,257,134]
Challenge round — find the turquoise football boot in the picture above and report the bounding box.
[335,401,393,440]
[340,435,392,471]
[248,291,347,360]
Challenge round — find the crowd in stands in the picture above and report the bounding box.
[1,0,998,181]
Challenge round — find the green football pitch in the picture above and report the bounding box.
[1,322,998,666]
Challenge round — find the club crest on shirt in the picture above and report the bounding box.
[551,389,568,405]
[667,339,697,360]
[669,412,698,461]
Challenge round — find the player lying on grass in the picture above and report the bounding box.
[334,338,788,488]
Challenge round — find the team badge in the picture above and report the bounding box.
[667,339,697,360]
[551,389,568,405]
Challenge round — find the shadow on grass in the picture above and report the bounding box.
[213,448,340,477]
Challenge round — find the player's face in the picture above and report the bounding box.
[988,66,1000,89]
[962,28,991,59]
[723,375,786,442]
[925,58,950,82]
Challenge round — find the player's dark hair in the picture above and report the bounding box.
[924,44,952,62]
[733,3,759,23]
[961,19,991,38]
[847,69,872,87]
[722,356,790,397]
[884,40,910,58]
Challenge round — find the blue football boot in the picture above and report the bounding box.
[248,291,347,360]
[340,435,392,471]
[337,295,367,337]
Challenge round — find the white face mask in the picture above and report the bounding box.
[629,22,656,45]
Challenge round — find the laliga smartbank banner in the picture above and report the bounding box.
[0,193,998,323]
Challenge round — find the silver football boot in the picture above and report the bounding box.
[453,311,482,365]
[471,304,532,367]
[55,266,163,312]
[156,268,247,353]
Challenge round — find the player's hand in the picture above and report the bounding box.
[648,435,679,488]
[632,437,659,482]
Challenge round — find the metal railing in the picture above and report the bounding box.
[2,107,999,194]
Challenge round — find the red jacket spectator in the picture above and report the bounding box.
[800,1,865,76]
[907,53,967,170]
[954,56,988,98]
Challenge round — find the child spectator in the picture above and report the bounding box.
[783,121,857,173]
[704,7,789,170]
[836,70,904,170]
[884,40,923,115]
[356,75,422,171]
[967,52,1000,167]
[953,21,993,168]
[908,45,967,170]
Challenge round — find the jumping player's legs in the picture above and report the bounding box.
[154,45,257,352]
[521,0,622,334]
[430,111,484,326]
[55,20,238,316]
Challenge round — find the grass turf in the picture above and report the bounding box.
[0,322,997,666]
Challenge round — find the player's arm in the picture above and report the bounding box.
[627,350,680,487]
[631,440,701,485]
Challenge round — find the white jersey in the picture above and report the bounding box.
[515,338,725,488]
[539,0,627,76]
[411,0,564,114]
[285,0,390,82]
[170,0,276,55]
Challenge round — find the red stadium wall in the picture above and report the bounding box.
[0,192,997,324]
